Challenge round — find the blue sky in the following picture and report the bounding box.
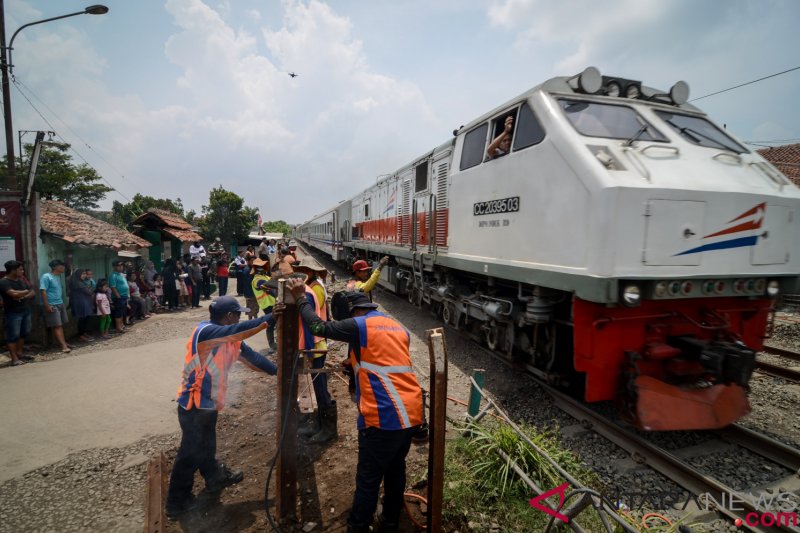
[4,0,800,223]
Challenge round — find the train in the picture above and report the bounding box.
[295,67,800,431]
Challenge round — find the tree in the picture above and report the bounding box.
[111,194,185,228]
[1,143,115,211]
[262,220,292,236]
[198,186,257,243]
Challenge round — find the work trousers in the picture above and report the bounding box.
[217,277,228,296]
[236,271,244,296]
[167,407,220,505]
[348,426,417,528]
[311,354,333,408]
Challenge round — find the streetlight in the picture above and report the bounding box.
[0,3,109,189]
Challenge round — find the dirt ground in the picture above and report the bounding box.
[164,338,431,533]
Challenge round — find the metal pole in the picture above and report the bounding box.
[426,327,448,532]
[0,0,17,190]
[275,279,299,523]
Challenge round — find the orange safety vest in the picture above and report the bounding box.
[349,312,423,430]
[298,287,323,351]
[176,323,243,411]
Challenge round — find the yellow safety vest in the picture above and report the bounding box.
[252,273,276,310]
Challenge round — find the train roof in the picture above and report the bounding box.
[457,69,705,134]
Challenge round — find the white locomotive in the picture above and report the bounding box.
[297,68,800,431]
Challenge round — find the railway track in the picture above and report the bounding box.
[429,312,800,532]
[757,344,800,382]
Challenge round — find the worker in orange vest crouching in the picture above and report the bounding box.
[165,296,284,520]
[286,278,423,533]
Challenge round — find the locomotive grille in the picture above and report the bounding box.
[398,179,412,244]
[435,162,449,248]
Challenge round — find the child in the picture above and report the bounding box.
[154,274,164,306]
[96,279,112,338]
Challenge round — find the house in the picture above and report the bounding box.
[757,143,800,187]
[19,199,152,344]
[129,208,204,269]
[39,199,151,282]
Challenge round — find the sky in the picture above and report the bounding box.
[4,0,800,224]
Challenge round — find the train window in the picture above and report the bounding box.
[459,123,489,170]
[654,111,747,154]
[415,162,428,193]
[559,99,668,142]
[512,102,545,151]
[364,204,369,218]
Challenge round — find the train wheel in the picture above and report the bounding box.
[442,304,453,325]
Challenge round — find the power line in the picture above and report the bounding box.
[690,66,800,102]
[12,76,135,189]
[11,79,132,204]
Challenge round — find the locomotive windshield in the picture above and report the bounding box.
[559,99,668,142]
[654,111,748,154]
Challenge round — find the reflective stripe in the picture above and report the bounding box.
[205,353,223,409]
[353,361,412,428]
[357,361,413,375]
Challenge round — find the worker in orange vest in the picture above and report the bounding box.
[166,296,283,519]
[287,278,423,532]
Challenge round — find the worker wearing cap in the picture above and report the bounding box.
[251,258,278,351]
[294,258,335,442]
[287,278,423,533]
[166,296,283,519]
[347,256,389,299]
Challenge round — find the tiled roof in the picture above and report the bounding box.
[41,200,151,250]
[145,208,194,230]
[757,143,800,185]
[130,208,203,242]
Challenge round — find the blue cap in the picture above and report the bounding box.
[209,295,250,314]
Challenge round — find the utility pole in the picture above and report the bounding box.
[0,0,17,190]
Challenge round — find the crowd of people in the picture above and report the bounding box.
[0,237,249,365]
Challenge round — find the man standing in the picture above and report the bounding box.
[189,257,203,308]
[348,256,389,299]
[40,259,72,353]
[189,241,206,261]
[109,260,130,333]
[1,260,36,365]
[257,238,269,259]
[234,250,247,296]
[207,237,224,259]
[165,296,282,519]
[294,258,334,442]
[287,279,423,532]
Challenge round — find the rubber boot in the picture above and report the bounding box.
[308,401,338,444]
[298,410,320,438]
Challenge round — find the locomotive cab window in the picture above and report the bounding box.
[512,102,545,151]
[559,99,667,142]
[654,111,748,154]
[459,123,489,171]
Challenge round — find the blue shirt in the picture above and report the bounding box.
[40,272,64,306]
[109,271,130,298]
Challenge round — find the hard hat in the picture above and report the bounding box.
[352,260,370,272]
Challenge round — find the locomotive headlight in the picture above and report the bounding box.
[733,279,746,293]
[622,284,641,306]
[681,281,694,295]
[654,281,668,297]
[625,84,641,99]
[606,82,621,97]
[767,280,780,297]
[754,279,766,294]
[668,280,682,296]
